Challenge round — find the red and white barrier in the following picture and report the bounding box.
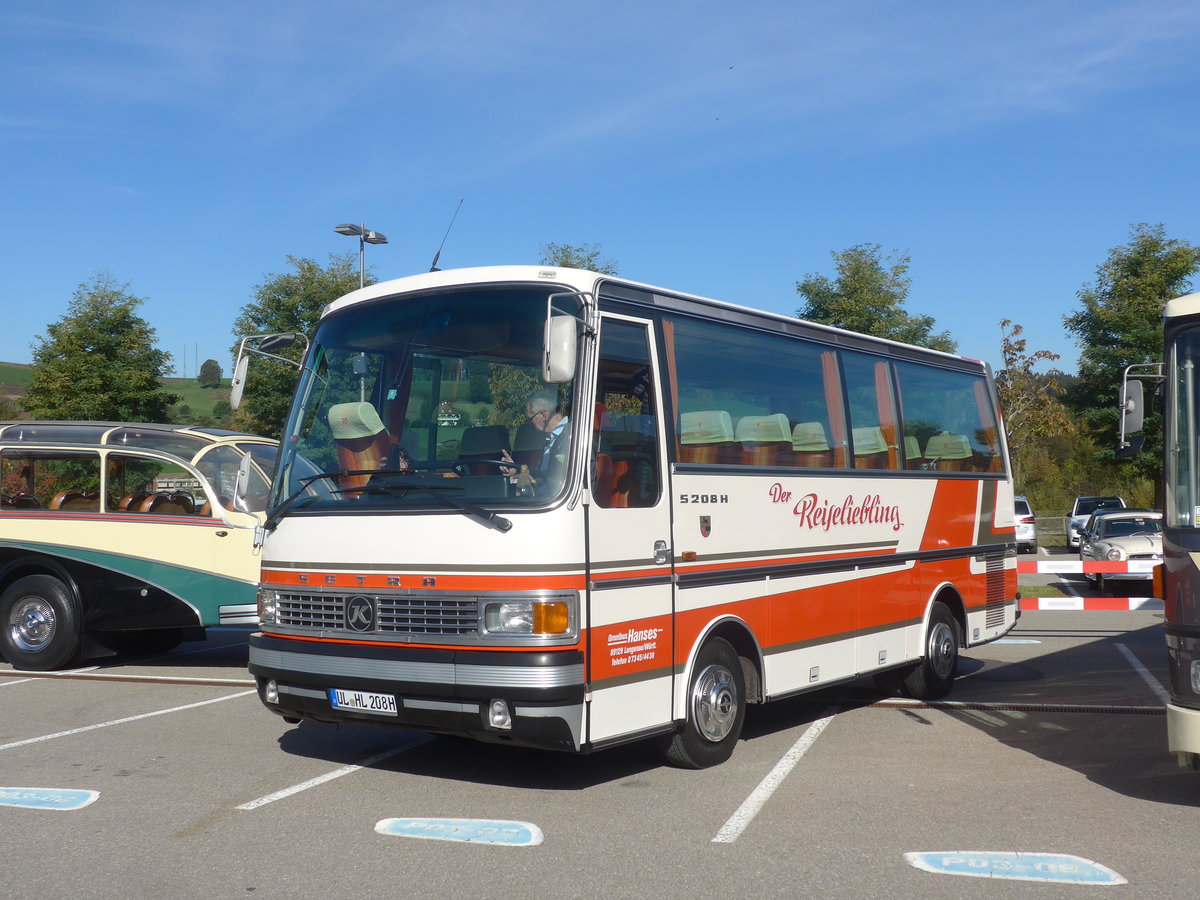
[1016,560,1160,574]
[1016,558,1162,610]
[1018,596,1163,611]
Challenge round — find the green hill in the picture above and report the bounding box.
[0,361,232,425]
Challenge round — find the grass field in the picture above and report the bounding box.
[0,360,232,424]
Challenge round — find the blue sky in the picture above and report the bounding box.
[3,1,1200,376]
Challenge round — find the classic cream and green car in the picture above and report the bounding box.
[0,422,279,670]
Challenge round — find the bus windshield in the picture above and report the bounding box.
[272,283,582,513]
[1169,325,1200,528]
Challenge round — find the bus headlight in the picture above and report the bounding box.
[258,590,278,624]
[483,599,571,636]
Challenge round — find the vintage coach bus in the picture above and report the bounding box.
[0,422,277,669]
[1121,292,1200,769]
[244,265,1019,767]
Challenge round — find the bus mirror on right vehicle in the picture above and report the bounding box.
[1121,377,1144,435]
[1116,374,1145,459]
[543,315,577,384]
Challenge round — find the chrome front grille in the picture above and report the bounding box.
[275,591,480,636]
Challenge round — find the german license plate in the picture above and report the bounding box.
[329,688,398,716]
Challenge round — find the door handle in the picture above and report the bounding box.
[653,540,670,565]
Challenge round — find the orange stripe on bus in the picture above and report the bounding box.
[261,570,586,591]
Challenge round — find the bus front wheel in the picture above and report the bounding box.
[901,601,960,700]
[0,574,81,671]
[660,637,746,769]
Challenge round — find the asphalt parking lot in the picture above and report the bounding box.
[2,607,1197,900]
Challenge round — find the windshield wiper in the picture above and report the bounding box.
[260,469,359,534]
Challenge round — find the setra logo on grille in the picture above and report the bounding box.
[345,595,376,632]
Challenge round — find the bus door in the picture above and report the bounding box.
[584,314,674,744]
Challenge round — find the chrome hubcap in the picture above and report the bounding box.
[928,620,956,680]
[9,597,56,653]
[692,663,738,742]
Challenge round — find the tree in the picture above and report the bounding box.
[995,319,1072,487]
[539,242,619,274]
[796,244,956,352]
[230,254,362,438]
[197,358,223,388]
[0,395,19,421]
[1063,223,1200,485]
[23,273,179,421]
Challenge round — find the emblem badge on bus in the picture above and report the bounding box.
[699,516,711,538]
[345,596,376,632]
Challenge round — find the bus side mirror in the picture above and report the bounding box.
[229,332,310,411]
[543,315,576,384]
[1116,377,1144,459]
[1121,378,1144,435]
[233,450,253,511]
[229,353,250,411]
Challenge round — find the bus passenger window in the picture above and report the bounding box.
[842,353,900,470]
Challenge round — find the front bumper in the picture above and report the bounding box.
[248,632,585,752]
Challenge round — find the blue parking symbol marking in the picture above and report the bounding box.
[906,851,1126,885]
[376,817,543,846]
[0,788,99,811]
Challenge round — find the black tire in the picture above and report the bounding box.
[660,637,746,769]
[0,574,81,671]
[901,602,959,701]
[96,628,184,657]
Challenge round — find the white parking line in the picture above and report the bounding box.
[1115,642,1170,705]
[236,734,433,810]
[0,690,256,751]
[712,710,836,844]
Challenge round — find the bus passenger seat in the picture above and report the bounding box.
[924,432,972,471]
[120,490,152,512]
[512,422,545,470]
[852,426,891,469]
[458,425,511,475]
[904,436,923,469]
[140,492,194,515]
[736,413,793,466]
[328,401,392,491]
[792,422,833,468]
[679,410,735,464]
[49,489,84,510]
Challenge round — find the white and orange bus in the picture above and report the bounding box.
[244,265,1019,767]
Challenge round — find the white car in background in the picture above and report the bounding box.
[1014,495,1037,553]
[1079,509,1162,595]
[1067,495,1126,550]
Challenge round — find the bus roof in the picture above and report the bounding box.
[323,265,983,369]
[1165,292,1200,321]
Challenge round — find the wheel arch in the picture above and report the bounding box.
[678,615,764,715]
[923,582,965,644]
[0,553,84,616]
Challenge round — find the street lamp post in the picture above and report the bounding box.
[334,222,388,289]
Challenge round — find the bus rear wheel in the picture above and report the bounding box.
[660,637,746,769]
[901,601,960,700]
[0,574,81,671]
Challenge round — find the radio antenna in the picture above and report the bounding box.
[429,198,464,272]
